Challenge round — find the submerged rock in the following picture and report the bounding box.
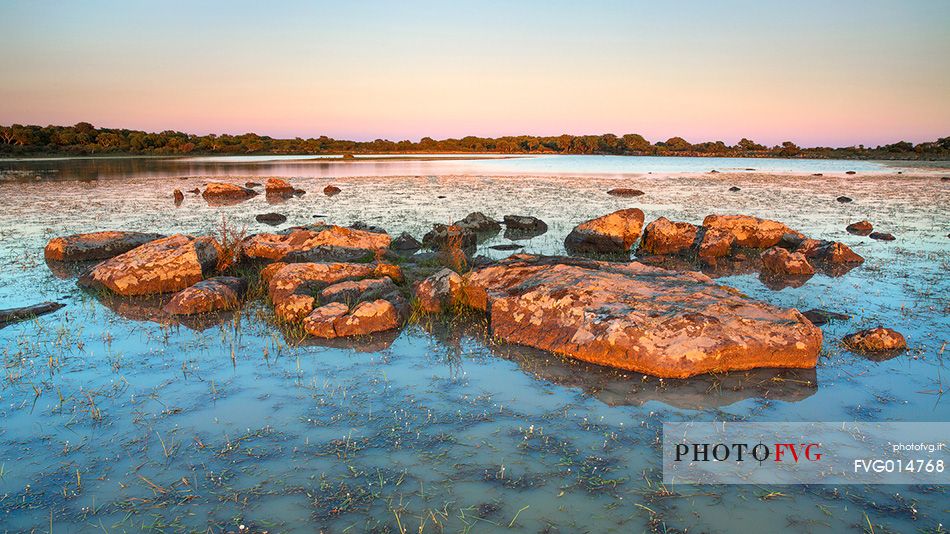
[846,220,873,236]
[450,255,821,378]
[415,268,464,314]
[45,231,165,262]
[163,276,247,315]
[79,234,221,296]
[256,212,287,225]
[869,232,895,241]
[761,246,815,276]
[843,327,906,354]
[243,226,391,261]
[802,309,851,326]
[490,243,523,251]
[0,302,64,327]
[606,188,645,197]
[836,196,853,203]
[564,208,645,254]
[702,214,798,248]
[639,217,698,255]
[303,299,400,339]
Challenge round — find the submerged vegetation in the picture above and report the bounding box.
[2,122,949,160]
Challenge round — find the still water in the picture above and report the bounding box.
[0,156,947,532]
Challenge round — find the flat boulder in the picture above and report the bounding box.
[606,188,645,197]
[802,309,850,326]
[163,276,247,315]
[256,212,287,225]
[702,214,798,248]
[639,217,698,255]
[564,208,645,254]
[414,268,463,314]
[79,234,221,296]
[303,299,399,338]
[45,231,165,262]
[451,255,821,378]
[244,226,391,261]
[869,232,895,241]
[836,196,853,203]
[761,247,815,276]
[843,327,906,354]
[846,220,873,236]
[202,183,258,204]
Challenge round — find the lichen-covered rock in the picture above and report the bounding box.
[564,208,645,254]
[843,327,906,353]
[303,299,399,338]
[639,217,698,255]
[451,255,821,378]
[244,226,391,261]
[702,215,798,248]
[846,220,873,236]
[79,234,221,296]
[761,247,815,276]
[414,268,463,314]
[45,231,165,262]
[163,276,247,315]
[267,262,402,322]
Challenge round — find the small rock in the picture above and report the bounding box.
[163,276,248,315]
[812,173,823,177]
[728,186,741,192]
[245,182,262,188]
[869,232,895,241]
[0,302,65,326]
[173,189,184,205]
[503,215,548,239]
[489,243,523,251]
[265,178,295,195]
[845,171,856,175]
[422,224,476,251]
[188,188,200,194]
[256,213,287,225]
[437,195,447,199]
[761,247,815,276]
[606,188,645,197]
[454,212,501,235]
[324,185,342,196]
[836,196,853,203]
[415,268,464,314]
[846,220,873,236]
[842,327,906,354]
[390,232,422,252]
[709,170,719,174]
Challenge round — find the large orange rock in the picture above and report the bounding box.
[244,226,391,261]
[564,208,645,254]
[302,299,400,338]
[702,215,798,248]
[163,276,247,315]
[639,217,699,255]
[45,231,165,261]
[453,255,821,378]
[202,183,257,205]
[265,178,295,194]
[267,262,402,322]
[78,235,221,296]
[697,228,736,262]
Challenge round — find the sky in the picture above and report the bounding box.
[1,0,948,147]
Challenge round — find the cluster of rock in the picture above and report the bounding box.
[42,203,906,377]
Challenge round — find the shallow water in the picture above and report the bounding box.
[0,157,948,532]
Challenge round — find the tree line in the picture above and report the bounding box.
[1,122,948,160]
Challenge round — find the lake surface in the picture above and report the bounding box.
[0,156,947,532]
